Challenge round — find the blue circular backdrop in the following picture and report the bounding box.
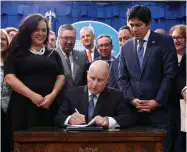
[72,21,120,57]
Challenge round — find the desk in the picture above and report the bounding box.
[14,126,165,152]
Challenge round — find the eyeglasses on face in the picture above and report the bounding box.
[60,36,76,42]
[98,43,111,49]
[172,36,185,42]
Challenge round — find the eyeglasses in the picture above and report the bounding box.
[98,43,111,49]
[60,36,76,42]
[172,36,185,42]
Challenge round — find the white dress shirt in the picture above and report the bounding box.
[137,29,151,57]
[64,90,119,128]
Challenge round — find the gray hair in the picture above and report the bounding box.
[58,24,76,36]
[96,34,113,47]
[80,26,94,35]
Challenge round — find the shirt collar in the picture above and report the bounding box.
[86,47,94,53]
[88,90,100,99]
[59,46,72,56]
[138,29,151,43]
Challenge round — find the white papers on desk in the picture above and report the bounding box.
[69,116,97,128]
[180,99,187,132]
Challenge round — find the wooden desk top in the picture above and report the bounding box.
[14,126,166,142]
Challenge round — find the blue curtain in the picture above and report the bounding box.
[1,1,186,34]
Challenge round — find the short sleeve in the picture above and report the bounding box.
[4,55,16,76]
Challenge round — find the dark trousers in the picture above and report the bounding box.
[135,108,174,152]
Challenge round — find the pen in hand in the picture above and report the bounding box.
[74,108,86,124]
[75,108,80,114]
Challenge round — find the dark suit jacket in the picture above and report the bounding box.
[108,57,120,90]
[119,31,178,107]
[177,51,186,99]
[56,48,88,98]
[54,86,136,128]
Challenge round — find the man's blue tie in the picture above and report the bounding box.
[88,95,95,122]
[137,40,145,72]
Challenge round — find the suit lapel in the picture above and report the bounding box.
[141,31,156,75]
[93,88,107,117]
[132,39,142,74]
[56,47,73,80]
[82,86,89,122]
[72,51,80,81]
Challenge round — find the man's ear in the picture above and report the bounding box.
[106,75,109,84]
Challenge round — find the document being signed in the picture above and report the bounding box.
[69,117,97,128]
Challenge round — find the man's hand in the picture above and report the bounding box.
[137,100,160,112]
[94,115,109,128]
[131,99,150,113]
[68,113,86,125]
[131,98,142,107]
[132,99,160,112]
[147,100,160,111]
[136,100,151,113]
[182,88,186,102]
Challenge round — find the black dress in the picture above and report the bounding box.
[4,48,64,131]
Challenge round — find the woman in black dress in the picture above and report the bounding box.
[4,14,65,151]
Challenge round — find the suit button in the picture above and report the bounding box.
[140,92,143,96]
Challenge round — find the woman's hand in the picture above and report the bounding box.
[39,93,56,109]
[30,93,44,107]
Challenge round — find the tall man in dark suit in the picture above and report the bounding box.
[56,24,88,101]
[118,5,178,152]
[80,27,99,62]
[54,60,135,128]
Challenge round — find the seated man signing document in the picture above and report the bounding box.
[54,60,135,129]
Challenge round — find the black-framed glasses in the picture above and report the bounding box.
[172,36,185,42]
[60,36,76,42]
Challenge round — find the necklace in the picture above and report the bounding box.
[30,46,45,55]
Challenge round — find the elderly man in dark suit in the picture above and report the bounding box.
[56,24,88,101]
[54,60,135,128]
[118,5,178,152]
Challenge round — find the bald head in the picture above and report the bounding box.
[87,60,109,95]
[89,60,109,76]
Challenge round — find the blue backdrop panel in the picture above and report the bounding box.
[1,1,186,34]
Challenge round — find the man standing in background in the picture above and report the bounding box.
[80,27,99,62]
[47,30,56,49]
[108,26,132,89]
[56,24,88,102]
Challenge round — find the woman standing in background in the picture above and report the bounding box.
[0,29,11,152]
[170,24,186,152]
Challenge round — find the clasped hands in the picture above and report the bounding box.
[69,113,109,128]
[132,98,160,113]
[30,92,55,109]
